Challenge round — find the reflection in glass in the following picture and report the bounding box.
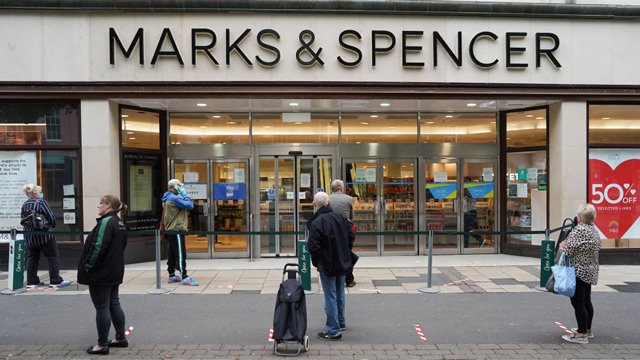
[506,109,547,148]
[341,113,417,143]
[463,162,495,248]
[259,158,276,254]
[345,161,378,252]
[425,162,458,248]
[252,113,338,143]
[420,112,496,143]
[170,113,249,144]
[278,158,296,254]
[121,108,160,149]
[0,101,79,145]
[589,104,640,144]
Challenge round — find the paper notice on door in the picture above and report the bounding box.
[300,173,311,188]
[287,191,294,199]
[517,183,528,198]
[356,168,366,182]
[63,198,75,210]
[434,172,447,182]
[63,184,74,196]
[183,172,198,183]
[365,168,376,182]
[299,192,306,199]
[234,168,245,183]
[527,168,538,183]
[483,168,494,182]
[63,212,76,224]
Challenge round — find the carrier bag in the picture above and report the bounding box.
[551,251,576,297]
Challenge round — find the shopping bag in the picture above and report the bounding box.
[551,251,576,297]
[544,273,556,294]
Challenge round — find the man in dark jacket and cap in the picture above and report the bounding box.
[308,191,354,341]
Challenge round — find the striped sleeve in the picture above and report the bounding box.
[84,216,113,270]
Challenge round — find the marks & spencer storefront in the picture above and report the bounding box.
[1,1,640,266]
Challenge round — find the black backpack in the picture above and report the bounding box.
[20,200,50,231]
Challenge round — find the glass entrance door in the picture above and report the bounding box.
[212,161,249,257]
[172,161,211,258]
[344,159,418,255]
[259,155,332,256]
[423,158,497,254]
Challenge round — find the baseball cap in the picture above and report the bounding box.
[168,179,183,188]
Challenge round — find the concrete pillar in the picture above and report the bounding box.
[548,101,588,230]
[81,100,120,229]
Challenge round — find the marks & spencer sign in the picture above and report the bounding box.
[109,27,561,70]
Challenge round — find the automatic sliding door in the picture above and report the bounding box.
[212,161,248,255]
[278,157,296,254]
[425,160,458,252]
[462,159,497,253]
[172,161,211,257]
[344,160,379,253]
[382,161,416,254]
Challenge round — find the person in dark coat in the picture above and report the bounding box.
[21,184,69,287]
[308,191,354,341]
[78,195,129,355]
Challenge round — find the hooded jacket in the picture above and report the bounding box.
[307,205,354,277]
[162,191,194,231]
[77,211,128,286]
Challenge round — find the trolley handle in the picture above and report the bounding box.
[283,263,300,274]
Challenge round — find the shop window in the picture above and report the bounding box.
[505,151,548,246]
[252,112,338,144]
[420,112,496,143]
[341,112,417,143]
[0,150,82,243]
[121,107,160,149]
[0,101,79,145]
[121,152,162,231]
[506,109,547,148]
[589,104,640,144]
[588,149,640,249]
[169,112,249,144]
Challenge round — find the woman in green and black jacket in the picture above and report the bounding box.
[78,195,128,355]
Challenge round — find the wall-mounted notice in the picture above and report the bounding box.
[483,168,494,182]
[300,173,311,188]
[63,212,76,225]
[0,151,37,238]
[527,168,538,183]
[63,184,74,196]
[130,165,152,212]
[517,183,528,198]
[365,168,376,182]
[355,168,366,182]
[517,169,527,181]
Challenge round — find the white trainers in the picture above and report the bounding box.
[562,334,589,344]
[570,328,594,338]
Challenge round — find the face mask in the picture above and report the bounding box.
[39,193,44,199]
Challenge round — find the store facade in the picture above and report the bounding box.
[1,1,640,266]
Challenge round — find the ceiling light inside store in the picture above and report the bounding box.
[121,114,129,118]
[380,103,390,107]
[426,121,435,124]
[370,115,379,118]
[602,117,611,120]
[197,103,207,107]
[127,131,134,134]
[129,137,136,140]
[356,142,361,144]
[526,114,534,117]
[212,115,221,118]
[490,121,496,124]
[289,102,299,106]
[294,122,303,125]
[445,115,454,118]
[467,103,477,107]
[361,121,369,125]
[200,126,208,128]
[536,117,544,120]
[264,125,271,128]
[510,124,518,126]
[227,121,236,125]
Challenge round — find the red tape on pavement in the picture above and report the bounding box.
[124,326,134,337]
[555,321,573,335]
[414,325,427,342]
[269,327,274,342]
[443,278,471,286]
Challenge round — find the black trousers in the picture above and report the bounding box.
[89,285,126,347]
[167,233,188,278]
[26,238,64,286]
[570,277,594,334]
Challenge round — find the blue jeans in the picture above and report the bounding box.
[319,272,346,335]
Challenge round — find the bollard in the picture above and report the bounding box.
[147,229,169,294]
[297,239,317,294]
[1,229,27,295]
[536,228,555,291]
[418,230,440,294]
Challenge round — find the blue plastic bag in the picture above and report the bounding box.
[551,252,576,297]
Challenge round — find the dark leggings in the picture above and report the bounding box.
[89,285,126,347]
[570,277,594,334]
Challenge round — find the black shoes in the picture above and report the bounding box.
[340,324,347,331]
[317,331,342,341]
[346,281,356,288]
[109,339,129,348]
[86,346,109,355]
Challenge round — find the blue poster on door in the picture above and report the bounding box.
[464,182,494,198]
[425,183,457,199]
[214,183,246,200]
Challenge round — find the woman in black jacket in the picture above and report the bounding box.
[78,195,128,355]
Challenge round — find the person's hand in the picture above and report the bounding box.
[177,186,187,196]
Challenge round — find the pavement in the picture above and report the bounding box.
[1,254,640,359]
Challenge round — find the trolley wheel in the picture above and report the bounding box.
[302,335,309,352]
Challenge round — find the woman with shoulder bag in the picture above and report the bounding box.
[78,195,129,355]
[21,184,69,288]
[559,203,601,344]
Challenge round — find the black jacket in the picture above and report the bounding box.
[308,206,354,277]
[77,212,128,286]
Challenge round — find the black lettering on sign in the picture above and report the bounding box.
[402,31,424,68]
[469,31,498,69]
[191,28,219,66]
[151,28,184,65]
[226,29,253,66]
[337,30,362,67]
[506,32,528,69]
[110,28,144,65]
[433,31,462,67]
[372,30,396,66]
[536,33,561,68]
[256,29,281,67]
[296,30,324,67]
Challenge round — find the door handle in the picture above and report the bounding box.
[374,200,379,215]
[214,202,218,216]
[203,201,209,217]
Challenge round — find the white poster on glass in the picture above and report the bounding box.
[365,168,376,182]
[527,168,538,183]
[234,168,245,183]
[517,183,528,198]
[300,173,311,188]
[355,168,366,182]
[183,172,199,183]
[0,151,37,239]
[434,172,447,182]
